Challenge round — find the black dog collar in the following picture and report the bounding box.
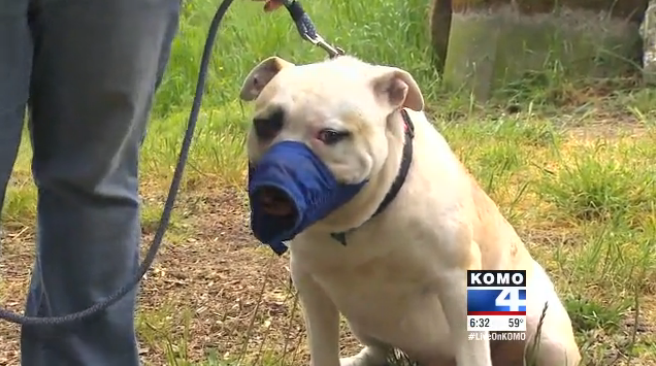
[330,109,415,245]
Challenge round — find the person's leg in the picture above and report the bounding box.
[156,9,181,91]
[0,0,31,257]
[143,5,180,144]
[20,0,180,365]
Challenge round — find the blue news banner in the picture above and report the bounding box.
[466,270,527,332]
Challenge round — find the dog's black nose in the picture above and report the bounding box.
[253,108,284,141]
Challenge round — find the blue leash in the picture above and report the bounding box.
[0,0,341,327]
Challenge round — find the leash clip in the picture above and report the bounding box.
[301,33,345,59]
[282,0,345,59]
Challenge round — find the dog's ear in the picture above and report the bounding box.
[369,66,424,112]
[240,57,295,101]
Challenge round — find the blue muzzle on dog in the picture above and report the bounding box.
[248,109,416,256]
[248,141,368,255]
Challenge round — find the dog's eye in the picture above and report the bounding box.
[317,129,350,145]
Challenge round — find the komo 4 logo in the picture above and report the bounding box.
[495,288,527,312]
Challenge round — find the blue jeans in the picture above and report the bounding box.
[0,0,180,365]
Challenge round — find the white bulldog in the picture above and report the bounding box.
[239,55,581,366]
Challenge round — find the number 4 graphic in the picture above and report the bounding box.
[495,289,526,311]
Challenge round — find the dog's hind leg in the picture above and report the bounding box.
[524,262,581,366]
[524,309,581,366]
[490,339,525,366]
[340,329,390,366]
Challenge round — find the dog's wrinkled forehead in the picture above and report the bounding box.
[240,56,425,120]
[256,58,380,117]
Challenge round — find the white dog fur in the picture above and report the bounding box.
[240,55,581,366]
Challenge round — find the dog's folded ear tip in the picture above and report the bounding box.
[369,66,425,112]
[402,92,424,111]
[405,98,425,112]
[239,56,295,102]
[262,56,295,71]
[239,90,256,102]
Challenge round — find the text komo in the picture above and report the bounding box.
[466,270,527,315]
[467,269,526,287]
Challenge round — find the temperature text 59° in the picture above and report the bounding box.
[467,315,527,332]
[508,317,525,328]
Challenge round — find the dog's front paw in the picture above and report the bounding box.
[339,355,366,366]
[340,346,388,366]
[340,355,371,366]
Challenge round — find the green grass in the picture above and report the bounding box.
[1,0,655,365]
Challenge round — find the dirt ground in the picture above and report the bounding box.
[0,111,653,365]
[0,189,361,365]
